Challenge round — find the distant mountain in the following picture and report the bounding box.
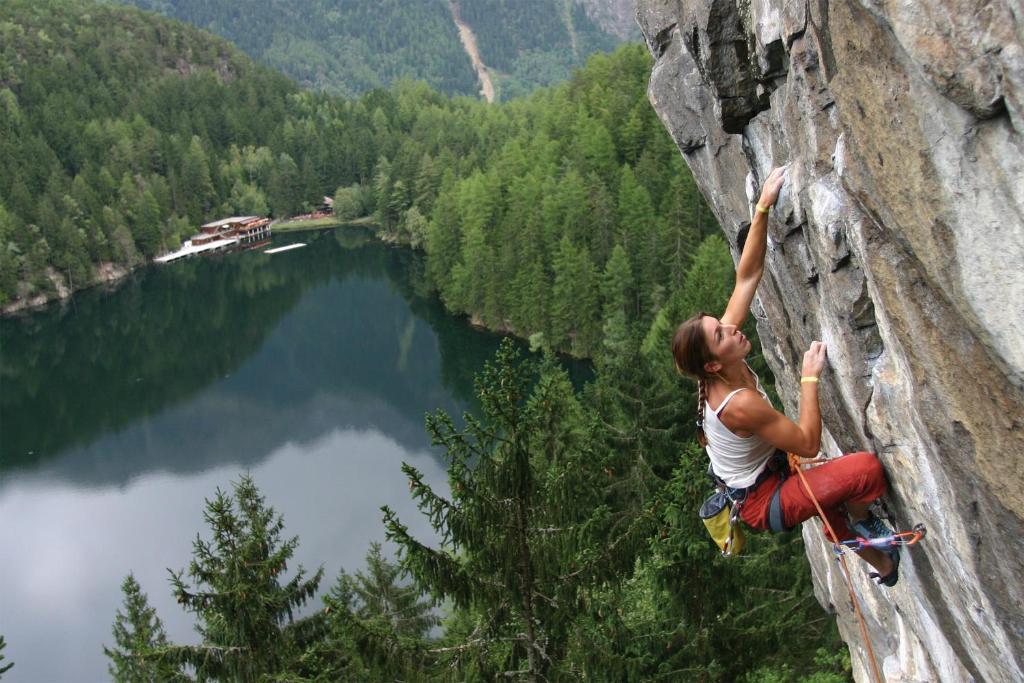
[115,0,629,100]
[576,0,641,41]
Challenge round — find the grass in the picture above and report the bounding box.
[272,215,376,232]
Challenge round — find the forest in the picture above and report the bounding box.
[1,1,849,680]
[115,0,622,100]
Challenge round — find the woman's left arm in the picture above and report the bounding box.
[721,166,786,327]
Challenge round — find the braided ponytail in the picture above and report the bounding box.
[671,312,715,447]
[696,378,708,447]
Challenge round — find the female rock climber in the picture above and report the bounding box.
[671,166,900,586]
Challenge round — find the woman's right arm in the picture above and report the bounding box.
[724,341,828,457]
[721,166,787,328]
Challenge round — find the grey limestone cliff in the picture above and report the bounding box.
[637,1,1024,680]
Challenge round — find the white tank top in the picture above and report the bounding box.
[703,371,777,488]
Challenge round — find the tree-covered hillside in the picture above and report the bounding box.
[118,0,480,98]
[116,0,622,100]
[0,0,697,363]
[361,44,714,360]
[0,0,305,305]
[0,0,666,339]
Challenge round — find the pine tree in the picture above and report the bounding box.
[601,243,634,322]
[133,189,163,258]
[550,235,581,350]
[403,205,429,249]
[372,155,393,225]
[413,153,441,214]
[269,153,301,218]
[341,543,438,640]
[0,635,12,679]
[163,475,325,681]
[616,166,658,317]
[104,574,183,682]
[315,543,439,679]
[424,179,462,294]
[179,136,215,224]
[449,219,491,316]
[382,341,612,681]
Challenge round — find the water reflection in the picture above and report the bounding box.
[0,229,588,681]
[0,428,448,682]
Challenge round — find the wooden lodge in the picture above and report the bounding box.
[192,216,272,246]
[154,215,273,264]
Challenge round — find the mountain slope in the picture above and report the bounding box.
[0,0,312,307]
[117,0,625,100]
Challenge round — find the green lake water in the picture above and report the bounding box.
[0,229,588,682]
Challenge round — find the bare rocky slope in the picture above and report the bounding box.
[636,1,1023,681]
[576,0,642,40]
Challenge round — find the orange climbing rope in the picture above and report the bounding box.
[787,453,885,683]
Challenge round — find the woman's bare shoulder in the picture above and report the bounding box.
[719,388,778,430]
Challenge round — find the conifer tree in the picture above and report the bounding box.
[550,235,581,350]
[341,543,438,640]
[0,635,12,679]
[424,180,462,294]
[314,543,439,679]
[601,243,633,323]
[382,340,611,681]
[163,475,325,681]
[104,574,183,682]
[269,153,302,218]
[179,136,215,224]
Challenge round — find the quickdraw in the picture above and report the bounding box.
[832,524,926,557]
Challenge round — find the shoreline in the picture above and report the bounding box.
[272,215,375,232]
[1,216,377,317]
[1,262,135,317]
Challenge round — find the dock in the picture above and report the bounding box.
[154,237,239,264]
[264,243,307,254]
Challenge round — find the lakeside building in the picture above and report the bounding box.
[155,216,272,264]
[193,216,272,245]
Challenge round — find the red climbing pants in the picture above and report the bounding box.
[738,451,888,541]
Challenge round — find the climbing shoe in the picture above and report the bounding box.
[869,547,901,587]
[852,513,901,587]
[850,512,894,541]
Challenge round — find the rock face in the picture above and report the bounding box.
[576,0,642,40]
[637,1,1024,680]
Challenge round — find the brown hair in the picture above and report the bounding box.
[671,312,716,446]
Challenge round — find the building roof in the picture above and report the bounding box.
[200,216,261,229]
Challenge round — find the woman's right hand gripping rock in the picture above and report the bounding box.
[802,341,828,380]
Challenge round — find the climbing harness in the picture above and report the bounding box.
[700,451,789,556]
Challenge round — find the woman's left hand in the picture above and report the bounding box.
[758,166,787,209]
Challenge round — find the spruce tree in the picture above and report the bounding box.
[341,543,438,639]
[163,475,325,681]
[601,243,634,325]
[0,635,12,679]
[382,340,612,681]
[316,543,438,679]
[104,574,183,682]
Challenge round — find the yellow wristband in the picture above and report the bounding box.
[756,204,770,214]
[800,376,819,383]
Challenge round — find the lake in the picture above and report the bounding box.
[0,228,587,681]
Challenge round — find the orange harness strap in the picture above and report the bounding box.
[788,453,885,683]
